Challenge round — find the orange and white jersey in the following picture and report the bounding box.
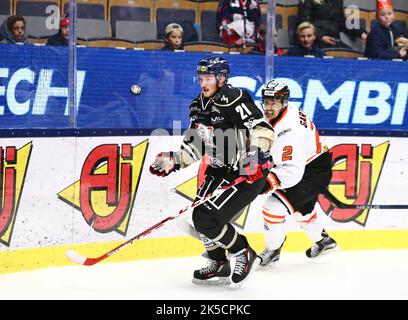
[268,104,324,189]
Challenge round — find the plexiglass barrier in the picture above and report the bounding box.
[1,0,407,130]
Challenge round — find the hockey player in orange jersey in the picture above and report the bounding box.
[257,79,338,266]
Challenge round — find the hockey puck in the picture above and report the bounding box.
[130,84,142,95]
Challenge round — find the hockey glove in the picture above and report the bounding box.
[149,152,181,177]
[261,172,281,194]
[241,147,273,184]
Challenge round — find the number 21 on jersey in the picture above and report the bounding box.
[235,103,252,120]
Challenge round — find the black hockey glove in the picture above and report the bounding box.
[241,147,273,183]
[149,152,181,177]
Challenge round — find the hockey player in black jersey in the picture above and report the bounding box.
[149,56,275,288]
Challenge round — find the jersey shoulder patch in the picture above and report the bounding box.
[213,86,243,107]
[188,97,201,115]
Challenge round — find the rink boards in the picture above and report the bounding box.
[0,134,407,273]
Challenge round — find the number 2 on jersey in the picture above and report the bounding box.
[282,146,293,161]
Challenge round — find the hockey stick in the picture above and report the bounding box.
[322,189,408,210]
[66,162,271,266]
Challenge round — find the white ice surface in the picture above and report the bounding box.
[0,249,407,300]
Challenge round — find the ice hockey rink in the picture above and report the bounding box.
[0,249,407,300]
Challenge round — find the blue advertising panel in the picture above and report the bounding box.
[0,44,407,132]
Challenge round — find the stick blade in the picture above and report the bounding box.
[66,249,87,265]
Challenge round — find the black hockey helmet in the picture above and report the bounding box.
[262,80,290,107]
[196,56,230,82]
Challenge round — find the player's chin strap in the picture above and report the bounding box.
[66,162,272,266]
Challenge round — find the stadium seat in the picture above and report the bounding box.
[29,37,48,45]
[277,28,290,49]
[25,15,58,37]
[0,0,12,15]
[284,4,298,31]
[259,2,284,29]
[339,32,364,53]
[15,0,60,16]
[198,1,222,43]
[115,20,156,42]
[62,0,106,20]
[370,17,407,31]
[77,18,110,40]
[85,39,137,49]
[277,5,298,30]
[343,0,375,11]
[229,44,256,54]
[109,0,153,37]
[323,48,364,59]
[0,14,7,25]
[393,0,408,12]
[344,7,369,32]
[134,40,163,50]
[394,11,408,29]
[276,0,299,5]
[154,0,198,40]
[260,13,283,30]
[260,3,298,45]
[184,41,229,53]
[393,19,407,30]
[287,14,298,45]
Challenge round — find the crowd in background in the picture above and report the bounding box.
[0,0,407,61]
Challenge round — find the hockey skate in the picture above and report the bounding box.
[306,232,337,259]
[192,259,231,286]
[258,237,286,267]
[230,246,260,289]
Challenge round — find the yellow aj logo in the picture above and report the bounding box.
[0,142,32,247]
[200,66,207,72]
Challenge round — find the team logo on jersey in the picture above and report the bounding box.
[211,116,225,124]
[208,156,226,168]
[318,142,389,226]
[243,118,265,130]
[0,142,32,247]
[243,119,256,130]
[58,141,148,235]
[277,128,292,138]
[221,95,229,104]
[195,123,215,147]
[211,106,221,114]
[190,106,201,112]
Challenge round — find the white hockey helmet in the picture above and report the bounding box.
[262,80,290,108]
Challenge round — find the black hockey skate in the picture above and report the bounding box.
[306,231,337,258]
[258,237,286,267]
[230,246,260,289]
[192,259,231,286]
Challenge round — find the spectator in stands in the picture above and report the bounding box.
[365,0,407,60]
[47,15,70,46]
[216,0,261,47]
[297,0,367,49]
[161,23,184,51]
[286,22,325,57]
[0,15,30,44]
[250,24,284,55]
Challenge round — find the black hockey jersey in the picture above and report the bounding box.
[178,84,274,170]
